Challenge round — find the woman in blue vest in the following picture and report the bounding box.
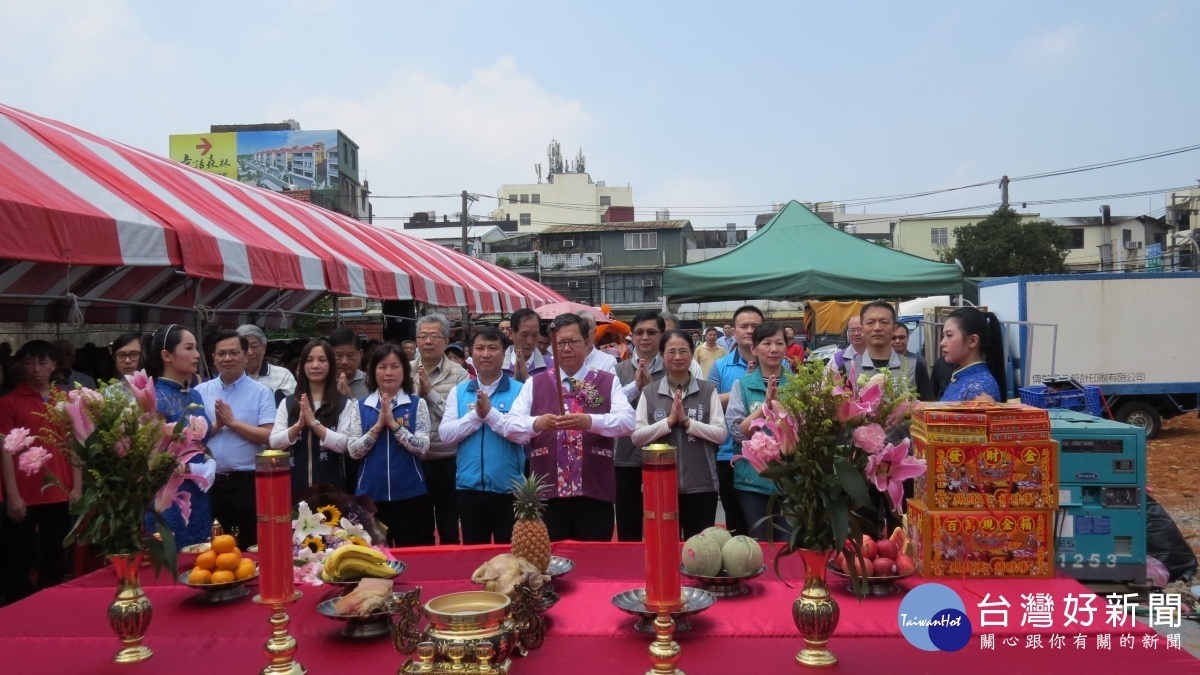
[348,343,432,546]
[438,327,526,544]
[725,321,791,542]
[268,339,361,498]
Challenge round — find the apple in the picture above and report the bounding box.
[876,539,898,561]
[861,535,878,560]
[896,554,916,576]
[845,555,871,576]
[872,557,897,577]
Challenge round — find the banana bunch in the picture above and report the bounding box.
[322,544,398,582]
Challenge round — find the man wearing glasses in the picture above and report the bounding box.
[412,313,470,545]
[503,313,635,541]
[827,315,867,375]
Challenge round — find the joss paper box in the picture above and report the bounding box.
[913,439,1058,510]
[906,499,1054,579]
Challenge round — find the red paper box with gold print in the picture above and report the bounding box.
[906,499,1054,579]
[913,439,1058,510]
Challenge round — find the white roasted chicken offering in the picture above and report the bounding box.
[470,553,550,598]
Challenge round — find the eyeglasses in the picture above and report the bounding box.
[555,339,585,351]
[114,351,141,362]
[663,349,691,358]
[416,333,446,342]
[214,350,243,359]
[632,329,661,337]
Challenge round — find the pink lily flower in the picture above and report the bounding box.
[152,465,210,525]
[125,370,157,415]
[63,398,95,442]
[866,439,926,512]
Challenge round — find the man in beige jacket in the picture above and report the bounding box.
[412,313,470,544]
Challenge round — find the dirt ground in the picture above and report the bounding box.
[1145,414,1200,552]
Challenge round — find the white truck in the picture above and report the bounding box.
[979,273,1200,438]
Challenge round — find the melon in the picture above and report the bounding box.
[700,526,733,550]
[682,534,723,577]
[721,535,764,577]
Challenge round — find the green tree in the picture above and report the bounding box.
[940,206,1071,276]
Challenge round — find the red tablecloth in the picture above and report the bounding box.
[0,542,1194,674]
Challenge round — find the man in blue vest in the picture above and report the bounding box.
[706,304,763,537]
[439,327,526,544]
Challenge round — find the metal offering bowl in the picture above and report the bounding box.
[176,570,258,604]
[546,556,575,578]
[611,587,716,632]
[316,593,403,639]
[423,591,517,663]
[680,563,767,597]
[825,562,915,596]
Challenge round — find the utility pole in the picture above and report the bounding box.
[1099,204,1113,272]
[461,190,469,256]
[999,175,1010,208]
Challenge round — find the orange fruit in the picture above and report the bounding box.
[215,551,241,571]
[194,551,217,571]
[234,558,256,580]
[211,535,237,554]
[187,568,212,585]
[210,570,235,584]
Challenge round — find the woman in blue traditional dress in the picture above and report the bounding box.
[142,325,215,547]
[939,307,1006,403]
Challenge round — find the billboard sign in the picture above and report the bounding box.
[169,129,344,192]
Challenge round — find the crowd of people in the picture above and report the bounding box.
[0,301,1005,606]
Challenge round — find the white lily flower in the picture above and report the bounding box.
[339,517,372,546]
[293,501,333,544]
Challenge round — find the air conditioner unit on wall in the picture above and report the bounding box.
[568,281,580,289]
[562,239,575,248]
[1124,241,1142,250]
[642,279,655,287]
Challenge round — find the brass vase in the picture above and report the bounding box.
[107,552,153,664]
[792,549,839,668]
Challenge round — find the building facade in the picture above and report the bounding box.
[489,140,633,232]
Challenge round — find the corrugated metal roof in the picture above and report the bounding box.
[396,226,511,243]
[540,220,690,234]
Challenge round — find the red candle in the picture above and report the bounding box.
[255,450,293,603]
[643,444,682,610]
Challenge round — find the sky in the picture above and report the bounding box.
[1,0,1197,230]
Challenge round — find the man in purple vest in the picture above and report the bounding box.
[503,313,635,541]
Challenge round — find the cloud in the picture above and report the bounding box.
[1012,24,1084,66]
[0,0,175,107]
[264,57,593,220]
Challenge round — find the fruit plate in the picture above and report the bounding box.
[320,560,406,588]
[176,569,259,604]
[825,563,915,596]
[680,564,767,597]
[546,556,575,578]
[316,594,404,639]
[612,587,716,633]
[179,542,211,555]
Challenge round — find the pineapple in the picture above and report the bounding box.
[510,474,551,572]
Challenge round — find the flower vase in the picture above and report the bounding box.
[792,549,839,668]
[107,552,153,664]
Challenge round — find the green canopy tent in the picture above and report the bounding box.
[663,201,963,302]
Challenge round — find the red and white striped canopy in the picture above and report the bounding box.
[0,103,561,325]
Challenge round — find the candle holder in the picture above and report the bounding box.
[255,450,305,675]
[642,443,684,675]
[253,591,305,675]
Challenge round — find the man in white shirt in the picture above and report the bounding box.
[574,309,618,374]
[237,324,296,404]
[502,308,553,381]
[504,313,635,541]
[827,315,866,376]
